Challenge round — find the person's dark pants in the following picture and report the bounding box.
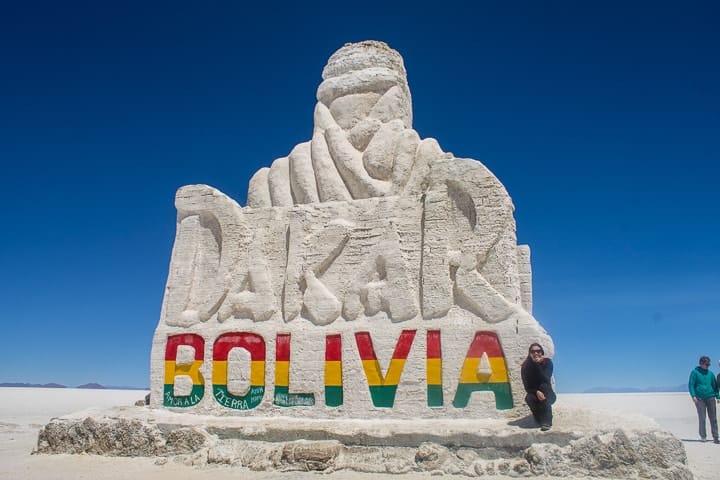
[695,397,718,440]
[525,392,556,426]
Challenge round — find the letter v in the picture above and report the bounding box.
[355,330,416,408]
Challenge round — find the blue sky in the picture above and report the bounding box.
[1,1,718,392]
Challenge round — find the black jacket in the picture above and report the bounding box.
[521,358,555,400]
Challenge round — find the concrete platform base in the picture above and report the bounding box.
[35,404,693,479]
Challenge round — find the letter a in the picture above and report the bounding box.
[452,331,513,410]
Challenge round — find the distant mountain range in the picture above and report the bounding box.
[582,384,686,394]
[0,382,68,389]
[1,382,684,394]
[0,382,148,390]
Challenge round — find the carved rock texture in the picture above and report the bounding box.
[151,40,553,418]
[36,406,693,480]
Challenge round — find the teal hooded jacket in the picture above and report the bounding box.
[688,367,720,399]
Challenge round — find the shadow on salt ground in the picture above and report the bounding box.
[680,438,719,443]
[506,415,539,429]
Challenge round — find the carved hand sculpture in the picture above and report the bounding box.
[247,41,448,207]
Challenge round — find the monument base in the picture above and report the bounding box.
[35,405,692,479]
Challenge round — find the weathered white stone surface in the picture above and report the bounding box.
[151,40,553,418]
[36,404,693,479]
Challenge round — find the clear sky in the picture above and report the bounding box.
[1,1,718,392]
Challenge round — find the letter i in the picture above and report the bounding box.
[427,330,443,407]
[325,334,343,407]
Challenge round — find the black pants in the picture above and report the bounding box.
[525,391,556,426]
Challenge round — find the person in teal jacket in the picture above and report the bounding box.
[688,356,720,443]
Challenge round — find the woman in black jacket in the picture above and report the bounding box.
[521,343,556,431]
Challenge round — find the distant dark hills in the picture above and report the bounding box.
[77,383,106,389]
[1,382,684,393]
[0,382,148,390]
[0,382,67,388]
[582,384,686,394]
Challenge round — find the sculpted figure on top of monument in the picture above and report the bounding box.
[159,40,537,329]
[247,41,437,207]
[152,41,551,417]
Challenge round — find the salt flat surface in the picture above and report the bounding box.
[0,388,716,480]
[561,392,717,480]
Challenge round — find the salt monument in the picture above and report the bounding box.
[36,41,693,479]
[150,40,552,418]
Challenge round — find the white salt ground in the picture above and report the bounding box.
[0,388,716,480]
